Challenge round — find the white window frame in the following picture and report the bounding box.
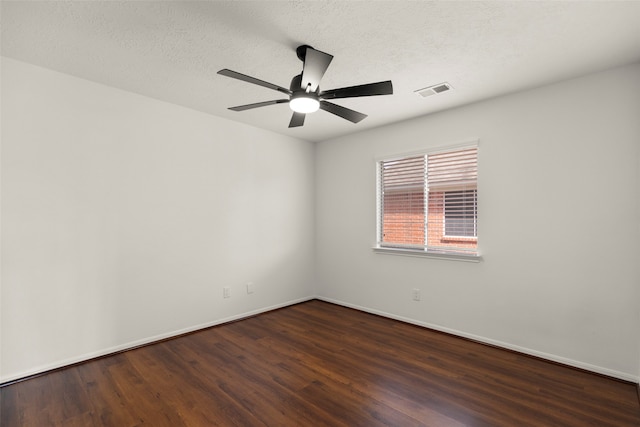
[374,140,481,262]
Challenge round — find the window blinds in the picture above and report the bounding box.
[378,144,478,256]
[379,155,425,248]
[427,146,478,248]
[427,146,478,190]
[443,190,477,238]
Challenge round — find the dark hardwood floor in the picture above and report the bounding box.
[2,300,639,426]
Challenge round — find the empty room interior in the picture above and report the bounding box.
[1,1,640,426]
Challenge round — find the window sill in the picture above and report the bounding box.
[372,246,482,262]
[441,236,477,244]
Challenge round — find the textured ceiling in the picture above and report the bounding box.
[2,1,640,142]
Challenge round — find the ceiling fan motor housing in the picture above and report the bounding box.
[290,74,319,94]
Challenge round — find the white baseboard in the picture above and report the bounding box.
[1,296,315,385]
[316,296,639,384]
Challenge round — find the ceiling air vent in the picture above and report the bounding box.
[415,82,452,98]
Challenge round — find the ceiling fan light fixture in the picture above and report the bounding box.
[289,93,319,113]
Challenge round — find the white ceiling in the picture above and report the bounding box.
[2,1,640,142]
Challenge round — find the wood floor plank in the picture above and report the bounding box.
[2,300,639,426]
[186,326,346,426]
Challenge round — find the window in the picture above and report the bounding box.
[377,144,478,257]
[444,189,477,237]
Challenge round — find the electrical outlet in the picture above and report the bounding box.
[223,287,230,298]
[247,282,254,294]
[412,288,421,301]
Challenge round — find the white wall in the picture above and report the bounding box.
[0,58,316,382]
[315,63,640,380]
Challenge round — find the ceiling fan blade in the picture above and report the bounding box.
[320,80,393,100]
[228,99,289,111]
[288,112,306,128]
[218,69,291,95]
[301,47,333,92]
[320,101,367,123]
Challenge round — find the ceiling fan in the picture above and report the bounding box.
[218,45,393,128]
